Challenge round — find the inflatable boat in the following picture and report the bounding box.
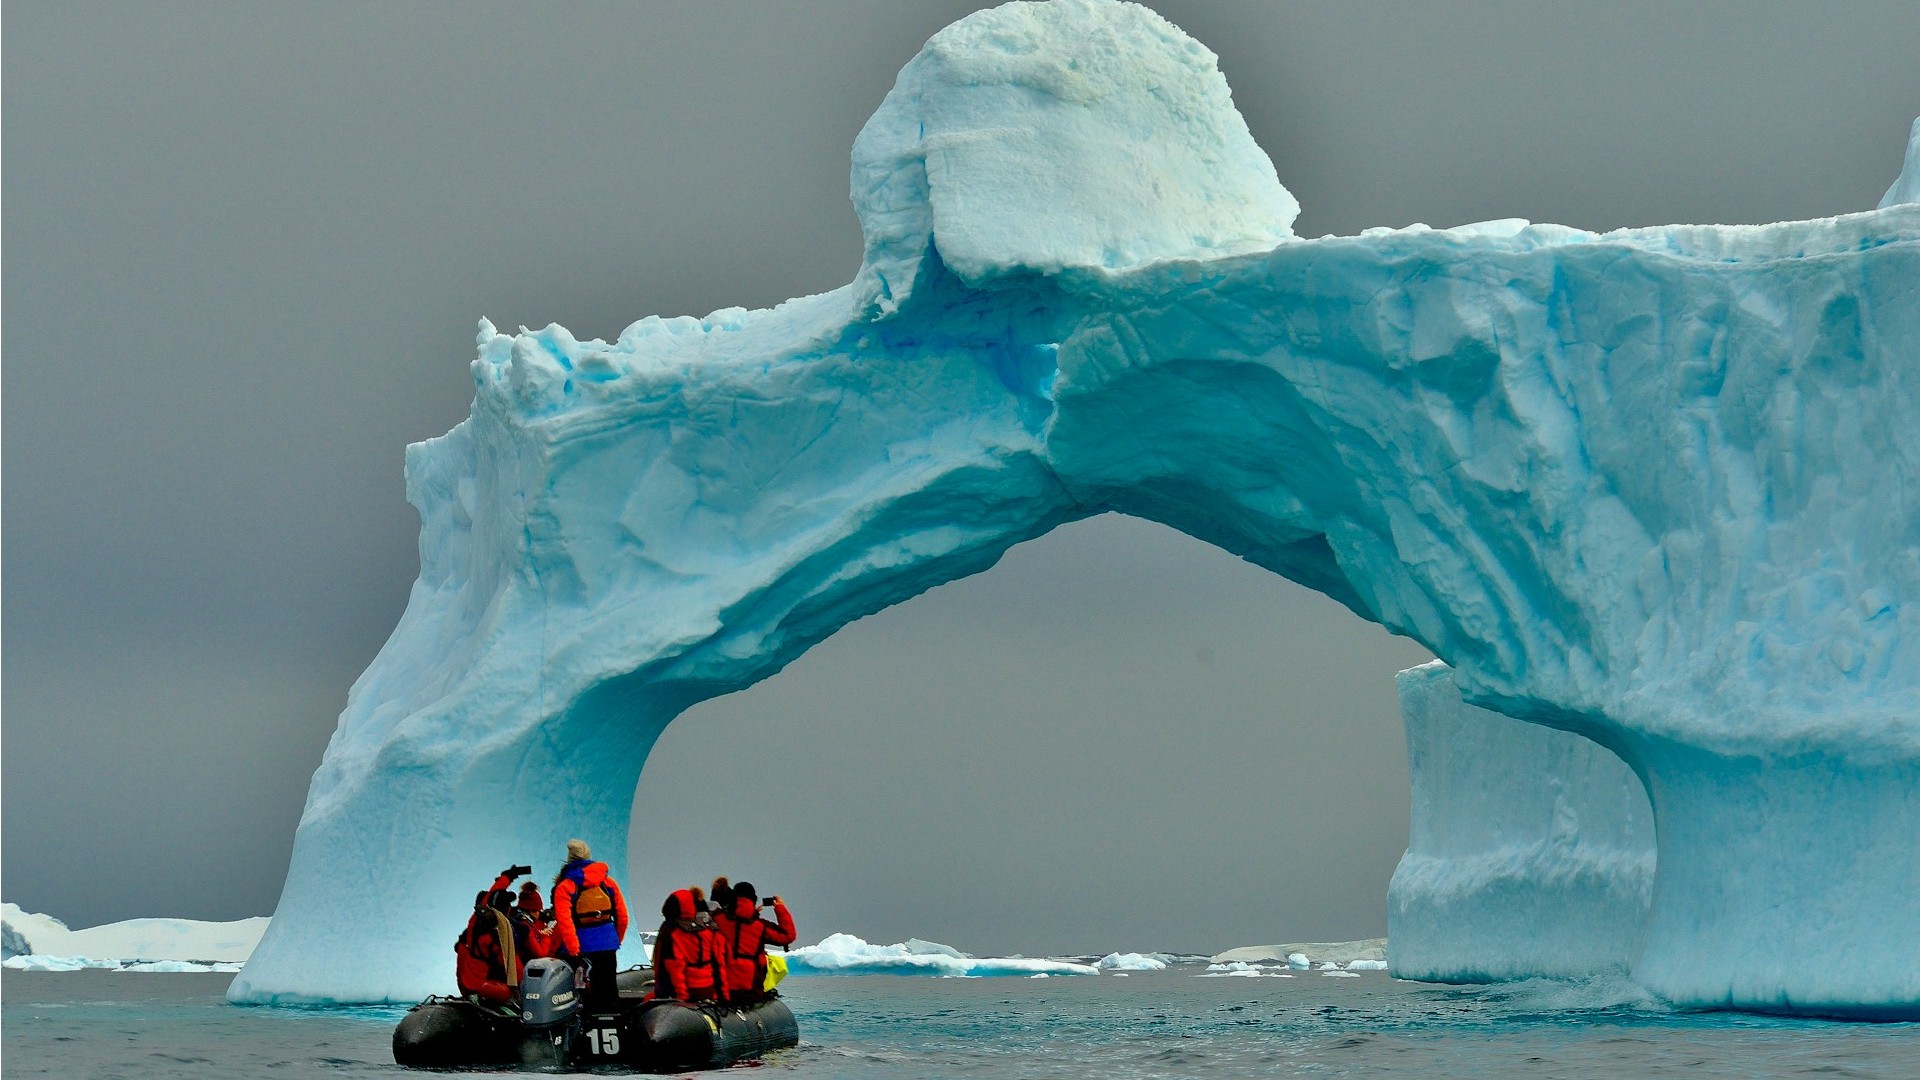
[393,959,799,1071]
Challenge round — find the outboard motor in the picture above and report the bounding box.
[519,957,582,1028]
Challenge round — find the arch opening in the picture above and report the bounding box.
[625,514,1431,959]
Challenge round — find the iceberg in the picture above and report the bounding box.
[1388,663,1655,982]
[2,903,269,969]
[5,955,120,972]
[1096,951,1169,971]
[784,934,1096,977]
[233,0,1920,1018]
[1199,962,1294,978]
[1211,940,1387,967]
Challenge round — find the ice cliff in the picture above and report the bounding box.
[233,0,1920,1017]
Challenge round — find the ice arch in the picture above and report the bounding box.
[234,0,1920,1016]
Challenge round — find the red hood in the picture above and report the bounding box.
[732,896,758,919]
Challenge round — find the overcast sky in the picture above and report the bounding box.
[5,1,1915,956]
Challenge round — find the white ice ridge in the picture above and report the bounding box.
[784,934,1097,977]
[233,0,1920,1018]
[2,903,267,971]
[1211,940,1386,968]
[1387,663,1655,982]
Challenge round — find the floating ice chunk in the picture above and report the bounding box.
[1,903,268,966]
[1213,940,1387,967]
[1346,959,1389,971]
[1096,951,1168,971]
[1287,953,1311,970]
[1321,969,1362,978]
[120,960,245,973]
[784,934,1095,977]
[4,954,117,971]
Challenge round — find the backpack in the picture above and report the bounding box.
[573,880,616,929]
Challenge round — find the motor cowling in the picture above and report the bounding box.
[518,958,581,1028]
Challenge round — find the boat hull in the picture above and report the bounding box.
[393,979,798,1072]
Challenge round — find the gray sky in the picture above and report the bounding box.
[5,1,1915,955]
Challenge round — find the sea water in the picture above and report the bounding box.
[5,969,1916,1078]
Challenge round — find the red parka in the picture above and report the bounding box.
[517,885,557,961]
[455,872,526,1004]
[650,889,729,1002]
[552,859,629,956]
[716,896,796,998]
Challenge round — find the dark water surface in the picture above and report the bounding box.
[5,969,1917,1078]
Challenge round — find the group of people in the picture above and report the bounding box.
[654,876,797,1005]
[454,839,632,1011]
[453,838,795,1016]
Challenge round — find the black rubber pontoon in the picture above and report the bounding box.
[393,966,799,1072]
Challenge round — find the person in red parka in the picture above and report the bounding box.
[517,881,556,961]
[650,888,729,1002]
[714,881,796,1004]
[455,865,534,1006]
[551,839,630,1014]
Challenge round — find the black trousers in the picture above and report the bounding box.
[581,950,620,1014]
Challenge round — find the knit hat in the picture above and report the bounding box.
[566,839,591,861]
[711,877,734,910]
[517,882,543,912]
[733,881,758,903]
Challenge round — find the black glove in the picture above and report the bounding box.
[502,864,533,880]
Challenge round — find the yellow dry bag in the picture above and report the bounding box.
[762,952,788,991]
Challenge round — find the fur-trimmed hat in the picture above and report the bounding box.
[566,838,591,861]
[663,888,697,921]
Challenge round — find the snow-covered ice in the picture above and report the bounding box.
[3,903,268,969]
[231,0,1920,1018]
[1199,963,1294,979]
[5,955,119,972]
[785,934,1097,977]
[1211,940,1386,967]
[1097,951,1169,971]
[1388,662,1655,982]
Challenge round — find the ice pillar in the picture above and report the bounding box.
[1387,661,1655,982]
